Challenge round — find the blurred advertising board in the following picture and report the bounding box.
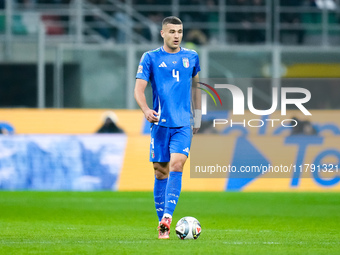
[0,109,339,191]
[0,135,126,191]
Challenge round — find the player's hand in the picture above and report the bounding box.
[144,109,159,123]
[193,128,199,134]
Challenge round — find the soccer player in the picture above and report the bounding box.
[134,16,201,239]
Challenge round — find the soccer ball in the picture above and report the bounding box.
[175,216,201,240]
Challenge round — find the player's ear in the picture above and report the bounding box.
[160,30,164,38]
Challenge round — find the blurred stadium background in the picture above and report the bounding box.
[0,0,339,192]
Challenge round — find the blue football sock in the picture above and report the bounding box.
[164,171,183,217]
[154,177,168,222]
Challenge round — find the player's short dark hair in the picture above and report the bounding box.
[162,16,182,27]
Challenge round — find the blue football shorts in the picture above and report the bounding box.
[150,124,192,162]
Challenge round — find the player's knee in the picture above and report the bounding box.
[170,161,184,172]
[154,169,168,179]
[153,163,169,179]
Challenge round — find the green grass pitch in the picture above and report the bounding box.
[0,191,339,254]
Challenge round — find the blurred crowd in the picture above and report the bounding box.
[0,0,339,45]
[88,0,340,45]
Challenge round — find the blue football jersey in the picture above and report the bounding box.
[136,46,200,127]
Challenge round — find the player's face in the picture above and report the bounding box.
[161,24,183,52]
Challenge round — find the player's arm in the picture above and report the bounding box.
[192,74,201,134]
[134,78,159,123]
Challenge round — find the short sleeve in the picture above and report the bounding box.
[192,53,201,77]
[136,52,151,82]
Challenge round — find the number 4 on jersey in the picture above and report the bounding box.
[172,69,179,82]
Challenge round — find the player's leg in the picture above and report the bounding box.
[150,124,172,239]
[153,162,169,222]
[160,126,191,232]
[151,125,170,222]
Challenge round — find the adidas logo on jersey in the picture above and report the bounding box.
[159,62,167,67]
[183,147,189,153]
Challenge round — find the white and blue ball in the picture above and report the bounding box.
[175,216,201,240]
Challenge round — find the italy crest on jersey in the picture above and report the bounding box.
[182,57,189,68]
